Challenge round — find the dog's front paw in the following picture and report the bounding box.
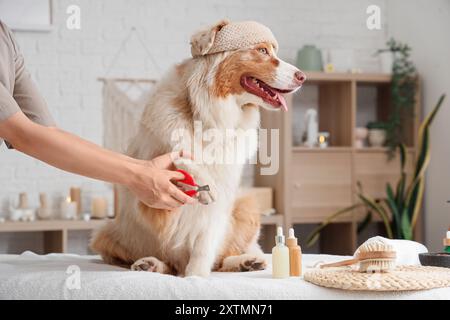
[197,187,217,205]
[239,255,267,272]
[220,254,267,272]
[192,176,217,205]
[131,256,168,273]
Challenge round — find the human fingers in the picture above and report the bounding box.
[166,169,185,181]
[161,195,183,209]
[169,185,196,205]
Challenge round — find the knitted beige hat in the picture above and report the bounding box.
[190,20,278,58]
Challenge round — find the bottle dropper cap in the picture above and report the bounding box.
[286,228,298,246]
[289,228,295,238]
[275,226,285,245]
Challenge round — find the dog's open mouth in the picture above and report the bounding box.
[240,76,292,111]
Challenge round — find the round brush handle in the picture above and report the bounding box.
[320,258,359,269]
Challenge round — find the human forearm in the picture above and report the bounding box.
[2,112,136,185]
[0,112,195,209]
[54,128,144,165]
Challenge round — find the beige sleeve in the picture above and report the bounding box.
[12,60,56,126]
[10,28,55,127]
[0,22,55,148]
[0,81,20,122]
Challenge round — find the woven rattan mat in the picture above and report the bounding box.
[304,265,450,291]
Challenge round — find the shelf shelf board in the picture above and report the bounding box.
[355,147,415,153]
[260,214,283,225]
[304,71,391,83]
[290,215,354,224]
[0,219,108,232]
[292,146,352,153]
[292,146,415,153]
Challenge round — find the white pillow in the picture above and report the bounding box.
[368,236,428,265]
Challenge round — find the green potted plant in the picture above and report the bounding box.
[377,39,417,158]
[307,95,445,245]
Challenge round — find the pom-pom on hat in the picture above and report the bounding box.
[190,20,278,58]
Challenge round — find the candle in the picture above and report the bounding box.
[37,193,52,220]
[70,187,82,216]
[18,192,28,209]
[317,132,330,148]
[61,197,77,220]
[91,197,108,219]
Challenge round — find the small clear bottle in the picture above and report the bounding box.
[272,226,290,278]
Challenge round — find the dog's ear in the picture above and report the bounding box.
[190,19,229,57]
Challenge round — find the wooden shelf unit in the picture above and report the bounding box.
[255,72,421,255]
[0,219,107,254]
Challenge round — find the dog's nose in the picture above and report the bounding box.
[294,71,306,85]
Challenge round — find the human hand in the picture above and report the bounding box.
[127,151,196,210]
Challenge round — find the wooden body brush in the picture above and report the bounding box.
[320,236,397,273]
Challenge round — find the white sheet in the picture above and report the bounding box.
[0,251,449,300]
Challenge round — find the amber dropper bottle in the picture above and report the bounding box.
[286,228,302,276]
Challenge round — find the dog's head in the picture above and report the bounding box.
[190,20,305,112]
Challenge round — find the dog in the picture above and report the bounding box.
[90,20,305,277]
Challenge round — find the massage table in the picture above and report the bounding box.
[0,251,449,299]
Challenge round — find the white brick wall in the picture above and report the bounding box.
[0,0,388,253]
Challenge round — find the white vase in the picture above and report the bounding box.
[9,208,23,222]
[304,109,318,147]
[37,207,52,220]
[368,129,387,147]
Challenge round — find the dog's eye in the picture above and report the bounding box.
[258,48,269,55]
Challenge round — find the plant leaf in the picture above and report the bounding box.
[357,211,372,234]
[405,127,427,224]
[395,172,406,212]
[386,183,401,237]
[410,178,425,229]
[358,193,394,239]
[398,143,407,173]
[401,208,413,240]
[406,95,445,228]
[356,181,363,193]
[305,203,363,247]
[412,94,444,179]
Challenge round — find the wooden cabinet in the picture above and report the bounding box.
[290,151,353,222]
[354,149,415,199]
[255,72,421,255]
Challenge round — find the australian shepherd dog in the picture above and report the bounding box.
[91,20,305,276]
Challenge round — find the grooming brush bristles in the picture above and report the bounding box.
[355,236,396,273]
[319,236,397,272]
[359,258,396,273]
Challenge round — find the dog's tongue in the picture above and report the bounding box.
[275,92,288,111]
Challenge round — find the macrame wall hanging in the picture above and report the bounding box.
[98,27,160,215]
[98,26,160,154]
